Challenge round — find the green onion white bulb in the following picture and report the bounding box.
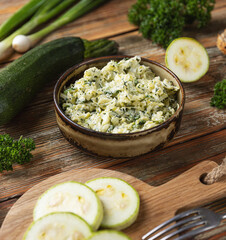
[12,35,32,53]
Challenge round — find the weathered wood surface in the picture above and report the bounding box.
[1,162,226,239]
[0,0,225,236]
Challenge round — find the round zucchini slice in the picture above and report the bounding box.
[86,230,131,240]
[165,37,209,82]
[33,181,103,231]
[23,212,92,240]
[86,177,140,230]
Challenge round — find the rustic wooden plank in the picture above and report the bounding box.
[1,0,225,64]
[0,0,28,16]
[0,0,225,231]
[1,84,225,144]
[0,29,225,203]
[0,198,16,227]
[0,154,223,229]
[0,29,225,143]
[0,153,225,226]
[107,133,226,185]
[1,1,225,189]
[0,0,137,63]
[0,126,225,204]
[1,162,225,239]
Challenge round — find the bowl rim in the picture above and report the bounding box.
[53,55,185,137]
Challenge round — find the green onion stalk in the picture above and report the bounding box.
[14,0,109,53]
[0,0,47,41]
[0,0,77,62]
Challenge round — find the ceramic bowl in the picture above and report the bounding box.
[53,56,185,157]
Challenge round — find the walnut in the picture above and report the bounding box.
[217,29,226,55]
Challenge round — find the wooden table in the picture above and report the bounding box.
[0,0,225,236]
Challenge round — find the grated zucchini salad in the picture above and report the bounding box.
[60,56,179,133]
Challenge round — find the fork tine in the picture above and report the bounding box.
[144,215,202,240]
[142,209,200,240]
[176,225,219,240]
[160,220,206,240]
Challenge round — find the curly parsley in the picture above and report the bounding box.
[0,134,35,172]
[210,79,226,109]
[128,0,215,48]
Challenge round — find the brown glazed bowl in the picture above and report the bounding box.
[53,56,185,158]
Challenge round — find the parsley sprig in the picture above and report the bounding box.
[128,0,215,48]
[210,79,226,109]
[0,134,35,172]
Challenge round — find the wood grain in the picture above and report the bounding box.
[0,127,225,201]
[0,161,225,240]
[0,0,137,63]
[0,0,225,235]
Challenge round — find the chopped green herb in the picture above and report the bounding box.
[134,114,140,120]
[138,120,146,126]
[112,90,120,97]
[134,79,139,86]
[108,125,114,132]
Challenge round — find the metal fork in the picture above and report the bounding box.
[142,203,226,240]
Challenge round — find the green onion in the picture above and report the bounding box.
[0,0,77,62]
[0,0,47,41]
[17,0,109,52]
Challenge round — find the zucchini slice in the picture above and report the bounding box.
[165,37,209,82]
[23,212,92,240]
[86,230,131,240]
[86,177,140,230]
[33,181,103,231]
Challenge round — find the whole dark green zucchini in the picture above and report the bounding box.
[0,37,118,125]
